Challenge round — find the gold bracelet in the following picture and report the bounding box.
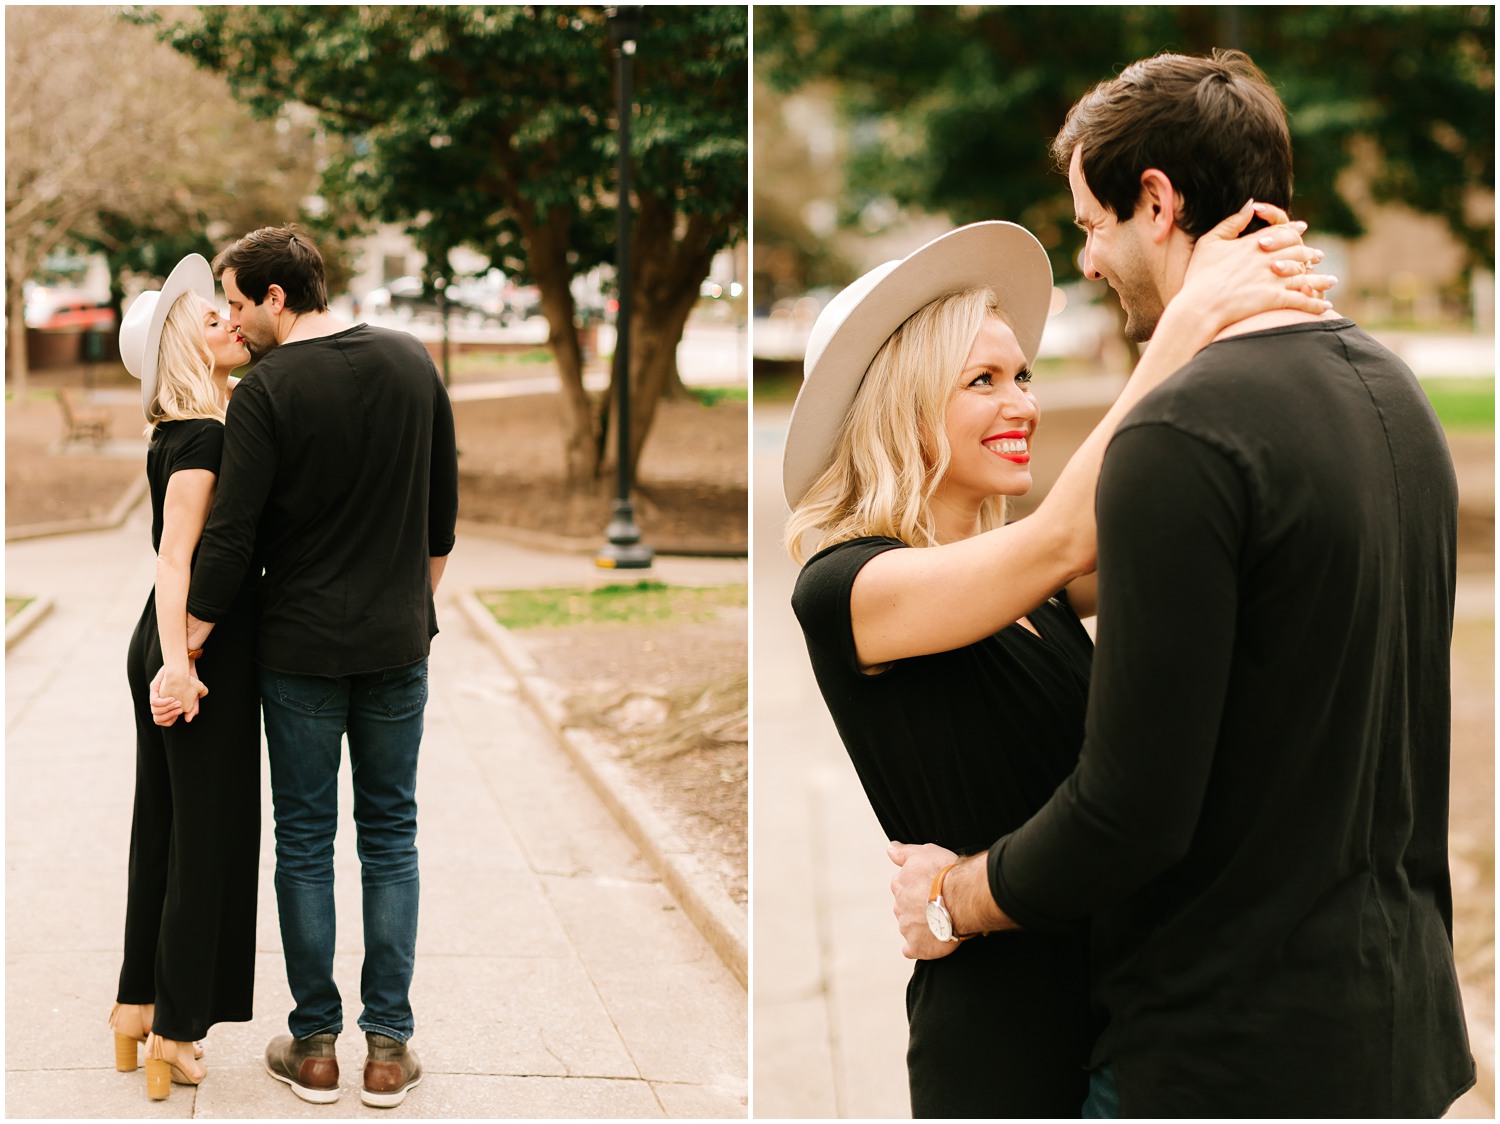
[187,648,203,660]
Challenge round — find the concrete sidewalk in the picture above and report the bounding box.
[5,506,747,1118]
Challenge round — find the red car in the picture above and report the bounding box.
[25,289,116,331]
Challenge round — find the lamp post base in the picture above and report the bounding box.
[595,500,654,570]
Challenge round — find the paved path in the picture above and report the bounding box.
[751,408,917,1119]
[5,509,746,1118]
[752,400,1494,1118]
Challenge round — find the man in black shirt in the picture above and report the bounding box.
[158,227,458,1108]
[890,51,1473,1116]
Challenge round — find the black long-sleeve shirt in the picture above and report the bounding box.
[987,320,1473,1116]
[188,323,458,677]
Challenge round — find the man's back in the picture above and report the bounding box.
[189,323,459,677]
[989,318,1473,1115]
[1094,319,1469,1113]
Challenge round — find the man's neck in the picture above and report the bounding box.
[1159,236,1341,344]
[279,309,354,346]
[1211,307,1341,342]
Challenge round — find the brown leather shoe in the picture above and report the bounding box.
[264,1032,340,1104]
[362,1032,422,1108]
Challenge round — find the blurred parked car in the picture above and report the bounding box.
[25,287,116,330]
[364,274,527,327]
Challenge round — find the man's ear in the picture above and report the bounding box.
[1137,168,1182,244]
[265,283,287,314]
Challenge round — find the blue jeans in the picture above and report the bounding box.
[1082,1064,1120,1118]
[259,660,427,1043]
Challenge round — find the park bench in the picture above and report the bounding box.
[57,387,111,448]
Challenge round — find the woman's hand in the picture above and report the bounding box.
[1177,200,1336,330]
[150,663,208,727]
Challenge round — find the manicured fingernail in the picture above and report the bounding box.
[1294,221,1308,232]
[1259,235,1274,247]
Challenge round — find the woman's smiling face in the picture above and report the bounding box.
[932,316,1040,510]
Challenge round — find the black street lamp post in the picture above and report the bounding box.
[596,4,653,571]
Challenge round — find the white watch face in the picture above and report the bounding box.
[926,899,954,942]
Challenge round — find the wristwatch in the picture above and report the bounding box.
[925,861,975,943]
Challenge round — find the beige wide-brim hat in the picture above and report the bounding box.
[119,254,216,422]
[782,221,1052,509]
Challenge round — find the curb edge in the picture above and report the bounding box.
[456,593,748,989]
[6,475,149,543]
[5,596,55,651]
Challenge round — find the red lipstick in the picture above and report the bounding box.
[983,430,1031,464]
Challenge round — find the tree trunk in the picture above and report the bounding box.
[625,283,701,477]
[605,194,721,480]
[7,280,29,395]
[526,210,602,488]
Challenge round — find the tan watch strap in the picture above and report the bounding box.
[929,861,977,941]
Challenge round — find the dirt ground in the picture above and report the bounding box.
[452,393,747,554]
[6,364,749,915]
[517,615,748,906]
[6,389,147,529]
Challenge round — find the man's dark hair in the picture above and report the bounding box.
[1053,49,1293,238]
[212,226,329,312]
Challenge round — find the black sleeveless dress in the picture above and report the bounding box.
[793,535,1095,1118]
[117,418,261,1042]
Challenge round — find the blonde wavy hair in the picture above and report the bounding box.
[786,288,1012,564]
[146,291,226,433]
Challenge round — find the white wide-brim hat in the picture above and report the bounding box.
[782,221,1052,509]
[119,254,216,421]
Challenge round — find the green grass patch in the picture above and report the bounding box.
[687,385,748,407]
[751,372,802,404]
[6,597,33,623]
[1421,376,1494,432]
[446,348,556,380]
[512,348,555,365]
[478,580,747,630]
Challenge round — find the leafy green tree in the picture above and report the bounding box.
[151,5,747,487]
[757,5,1494,287]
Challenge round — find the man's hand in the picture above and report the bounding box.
[186,613,214,653]
[888,841,962,960]
[150,664,208,727]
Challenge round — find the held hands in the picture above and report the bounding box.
[1180,200,1337,328]
[150,662,208,727]
[888,841,962,961]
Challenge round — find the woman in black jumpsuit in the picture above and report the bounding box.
[783,212,1332,1116]
[109,255,260,1100]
